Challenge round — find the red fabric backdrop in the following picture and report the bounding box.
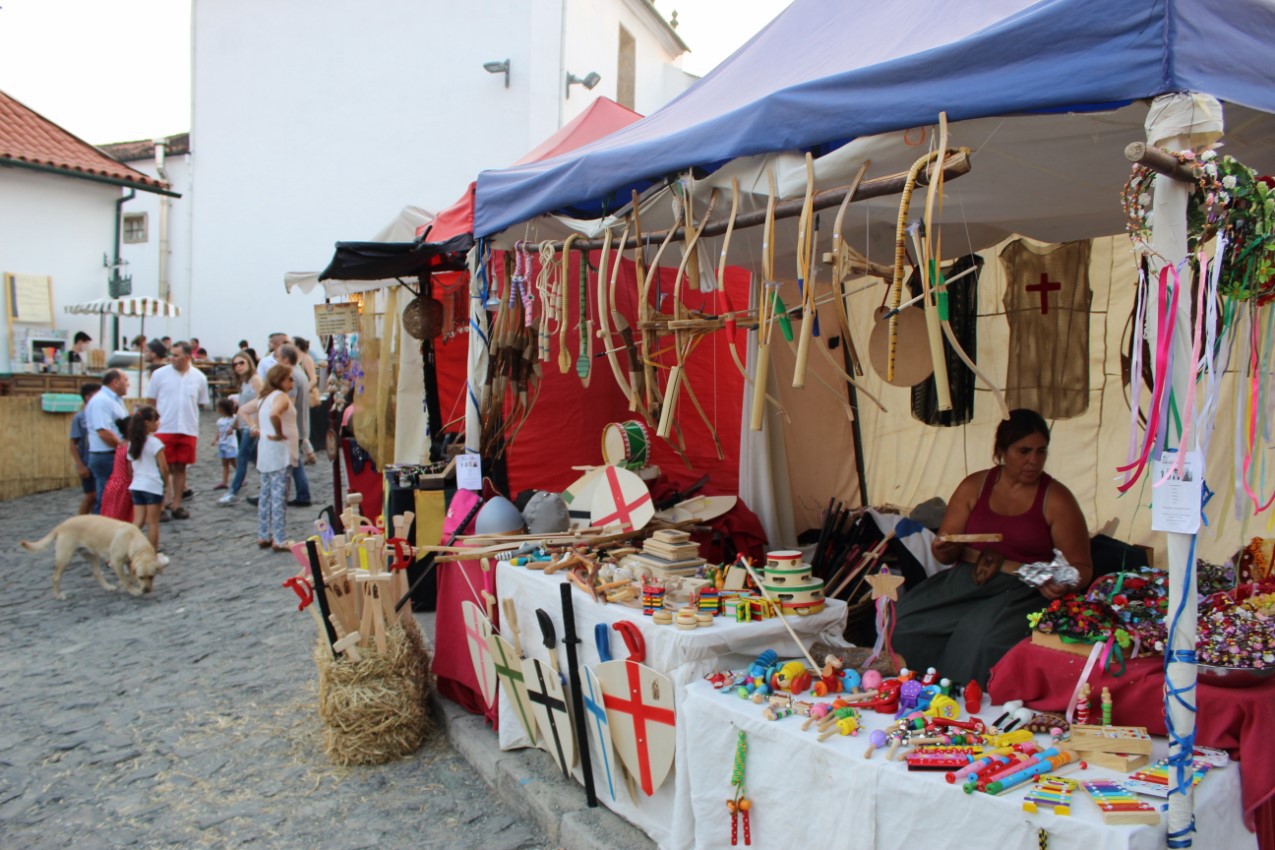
[431,255,750,498]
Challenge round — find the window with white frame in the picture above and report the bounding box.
[123,212,148,244]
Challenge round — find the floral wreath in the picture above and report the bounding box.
[1122,148,1275,298]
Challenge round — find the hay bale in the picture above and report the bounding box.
[314,617,434,766]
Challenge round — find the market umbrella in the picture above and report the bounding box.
[63,296,181,395]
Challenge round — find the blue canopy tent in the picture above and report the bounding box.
[474,0,1275,240]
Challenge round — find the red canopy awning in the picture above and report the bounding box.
[421,96,642,242]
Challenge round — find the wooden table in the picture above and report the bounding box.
[0,371,102,397]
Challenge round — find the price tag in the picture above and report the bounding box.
[1151,449,1203,534]
[457,453,482,491]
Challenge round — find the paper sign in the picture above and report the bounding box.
[457,453,482,492]
[6,273,53,324]
[1151,450,1203,534]
[313,302,360,336]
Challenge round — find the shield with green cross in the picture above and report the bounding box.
[486,632,538,746]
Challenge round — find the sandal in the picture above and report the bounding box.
[258,540,272,549]
[213,483,228,490]
[272,543,291,552]
[171,507,191,520]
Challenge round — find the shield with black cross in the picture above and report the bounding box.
[525,657,577,778]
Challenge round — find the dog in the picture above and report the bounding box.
[20,515,169,600]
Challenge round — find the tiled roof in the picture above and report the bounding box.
[99,132,190,163]
[0,89,170,193]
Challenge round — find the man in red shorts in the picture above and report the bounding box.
[146,341,209,519]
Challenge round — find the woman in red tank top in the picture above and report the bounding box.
[893,409,1092,687]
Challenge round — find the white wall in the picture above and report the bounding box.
[116,152,192,346]
[190,0,690,357]
[562,0,688,124]
[0,168,121,372]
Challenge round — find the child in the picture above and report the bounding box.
[127,406,169,552]
[211,398,239,489]
[69,383,101,515]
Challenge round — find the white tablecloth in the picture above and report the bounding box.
[495,562,849,849]
[681,679,1256,850]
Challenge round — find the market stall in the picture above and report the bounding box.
[680,678,1254,850]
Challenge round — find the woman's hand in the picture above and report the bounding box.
[1039,580,1072,601]
[932,534,964,564]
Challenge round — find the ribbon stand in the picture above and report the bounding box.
[1145,92,1224,849]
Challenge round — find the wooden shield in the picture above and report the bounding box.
[460,600,497,709]
[868,304,934,387]
[594,658,676,796]
[562,466,606,530]
[486,632,538,746]
[589,465,654,532]
[525,658,577,777]
[582,664,625,804]
[673,494,737,523]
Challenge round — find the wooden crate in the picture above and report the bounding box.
[0,396,79,500]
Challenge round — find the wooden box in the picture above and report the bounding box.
[1031,630,1098,658]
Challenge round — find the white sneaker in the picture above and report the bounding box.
[217,492,237,505]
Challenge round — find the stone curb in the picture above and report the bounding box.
[417,607,657,850]
[430,683,655,850]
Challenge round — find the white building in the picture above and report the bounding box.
[188,0,691,357]
[0,90,176,374]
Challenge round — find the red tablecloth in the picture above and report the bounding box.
[432,556,499,727]
[989,640,1275,844]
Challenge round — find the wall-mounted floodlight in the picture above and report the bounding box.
[483,59,511,88]
[565,70,601,98]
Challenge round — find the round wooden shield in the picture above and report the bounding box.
[590,465,655,532]
[867,304,934,387]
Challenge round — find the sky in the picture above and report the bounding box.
[0,0,790,146]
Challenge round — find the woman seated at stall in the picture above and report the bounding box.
[893,409,1092,687]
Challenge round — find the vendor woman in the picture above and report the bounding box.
[893,409,1092,687]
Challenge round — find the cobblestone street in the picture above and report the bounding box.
[0,413,549,850]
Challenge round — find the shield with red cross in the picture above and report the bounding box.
[589,465,654,532]
[594,652,676,796]
[486,632,538,746]
[460,600,498,709]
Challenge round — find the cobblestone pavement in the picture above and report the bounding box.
[0,413,549,850]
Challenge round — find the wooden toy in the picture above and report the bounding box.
[595,620,676,796]
[589,465,655,532]
[526,655,577,778]
[1067,725,1153,755]
[487,601,538,746]
[1081,779,1161,825]
[1023,775,1078,815]
[459,599,498,709]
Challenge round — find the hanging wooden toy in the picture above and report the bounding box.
[726,730,752,846]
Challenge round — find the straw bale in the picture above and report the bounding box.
[313,616,434,766]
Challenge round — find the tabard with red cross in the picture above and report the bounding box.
[594,656,676,796]
[998,238,1093,419]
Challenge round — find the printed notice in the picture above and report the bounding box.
[456,453,482,492]
[1151,450,1203,534]
[313,302,360,336]
[6,273,53,324]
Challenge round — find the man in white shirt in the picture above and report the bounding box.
[146,341,209,519]
[83,369,130,513]
[256,332,289,378]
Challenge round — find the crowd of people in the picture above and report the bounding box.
[68,333,322,553]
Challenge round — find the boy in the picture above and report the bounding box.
[69,382,101,515]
